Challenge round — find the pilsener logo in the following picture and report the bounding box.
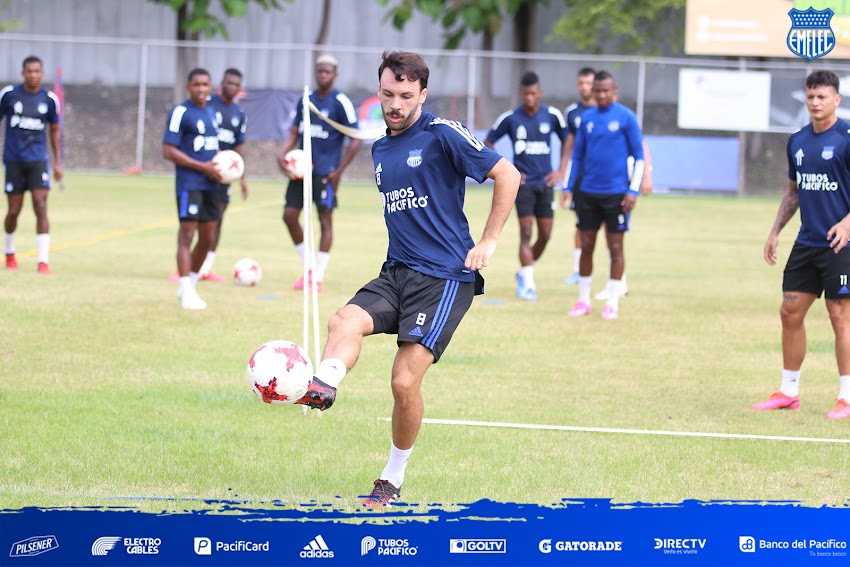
[739,536,756,553]
[9,536,59,558]
[449,539,506,554]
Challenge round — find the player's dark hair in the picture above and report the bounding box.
[187,67,211,82]
[22,55,42,68]
[806,70,839,92]
[223,68,242,79]
[594,70,614,83]
[578,67,595,78]
[520,71,539,87]
[379,51,429,90]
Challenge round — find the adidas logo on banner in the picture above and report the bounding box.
[300,535,334,559]
[408,326,424,337]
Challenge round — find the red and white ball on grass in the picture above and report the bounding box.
[232,258,261,286]
[283,149,310,180]
[247,340,313,405]
[213,149,245,184]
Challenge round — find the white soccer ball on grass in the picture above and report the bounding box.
[247,340,313,405]
[232,258,262,286]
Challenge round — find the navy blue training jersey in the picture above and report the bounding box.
[208,93,246,151]
[292,88,358,176]
[371,111,501,282]
[565,102,644,196]
[0,84,59,164]
[787,119,850,247]
[163,99,220,193]
[485,105,567,185]
[565,101,593,137]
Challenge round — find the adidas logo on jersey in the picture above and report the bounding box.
[300,535,334,559]
[408,326,424,337]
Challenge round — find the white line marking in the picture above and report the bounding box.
[384,417,850,444]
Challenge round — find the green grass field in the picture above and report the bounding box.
[1,173,848,513]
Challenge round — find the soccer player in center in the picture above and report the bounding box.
[294,50,520,507]
[485,71,569,301]
[1,55,63,274]
[277,54,362,292]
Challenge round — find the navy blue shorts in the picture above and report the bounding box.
[576,192,629,232]
[784,243,850,299]
[348,264,476,363]
[176,190,221,223]
[515,184,554,219]
[285,174,336,213]
[4,161,50,193]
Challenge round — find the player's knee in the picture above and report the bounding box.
[390,373,420,401]
[327,306,370,338]
[779,303,805,326]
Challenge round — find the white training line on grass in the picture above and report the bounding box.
[388,417,850,444]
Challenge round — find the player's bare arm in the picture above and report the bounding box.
[324,136,363,189]
[827,211,850,253]
[465,157,520,270]
[559,190,572,211]
[233,143,249,199]
[163,143,222,183]
[621,193,637,213]
[764,179,800,265]
[50,122,63,181]
[277,125,299,178]
[545,133,570,187]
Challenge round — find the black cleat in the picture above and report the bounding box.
[295,377,336,411]
[362,479,400,509]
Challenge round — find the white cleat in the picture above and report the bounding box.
[594,288,628,301]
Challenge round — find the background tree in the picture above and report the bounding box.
[149,0,290,99]
[550,0,686,55]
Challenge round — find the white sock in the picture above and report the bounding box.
[199,251,216,276]
[605,279,622,310]
[295,242,306,263]
[573,249,581,273]
[4,231,15,254]
[838,375,850,402]
[621,273,628,294]
[578,276,592,304]
[36,233,50,263]
[179,276,192,294]
[315,358,347,388]
[380,442,413,488]
[189,271,200,286]
[314,251,330,282]
[519,265,535,289]
[780,369,801,398]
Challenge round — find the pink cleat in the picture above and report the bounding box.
[750,391,799,411]
[168,270,180,282]
[202,271,226,283]
[601,304,618,320]
[568,301,591,317]
[826,398,850,420]
[293,271,322,292]
[5,253,18,270]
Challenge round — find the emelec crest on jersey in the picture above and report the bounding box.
[787,7,835,61]
[539,122,550,134]
[608,120,620,132]
[822,146,834,160]
[407,149,423,168]
[37,102,47,114]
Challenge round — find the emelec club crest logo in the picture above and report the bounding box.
[787,7,835,61]
[407,149,423,168]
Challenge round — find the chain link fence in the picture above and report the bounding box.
[3,33,850,196]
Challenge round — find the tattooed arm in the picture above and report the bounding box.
[764,179,799,266]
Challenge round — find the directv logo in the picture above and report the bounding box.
[450,539,506,554]
[301,535,334,559]
[91,537,122,556]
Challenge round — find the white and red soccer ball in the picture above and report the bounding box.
[247,340,313,405]
[232,258,261,286]
[213,149,245,184]
[283,149,310,180]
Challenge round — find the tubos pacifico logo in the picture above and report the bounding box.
[787,7,835,61]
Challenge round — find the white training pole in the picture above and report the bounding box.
[301,86,322,417]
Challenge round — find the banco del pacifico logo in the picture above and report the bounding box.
[787,7,835,61]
